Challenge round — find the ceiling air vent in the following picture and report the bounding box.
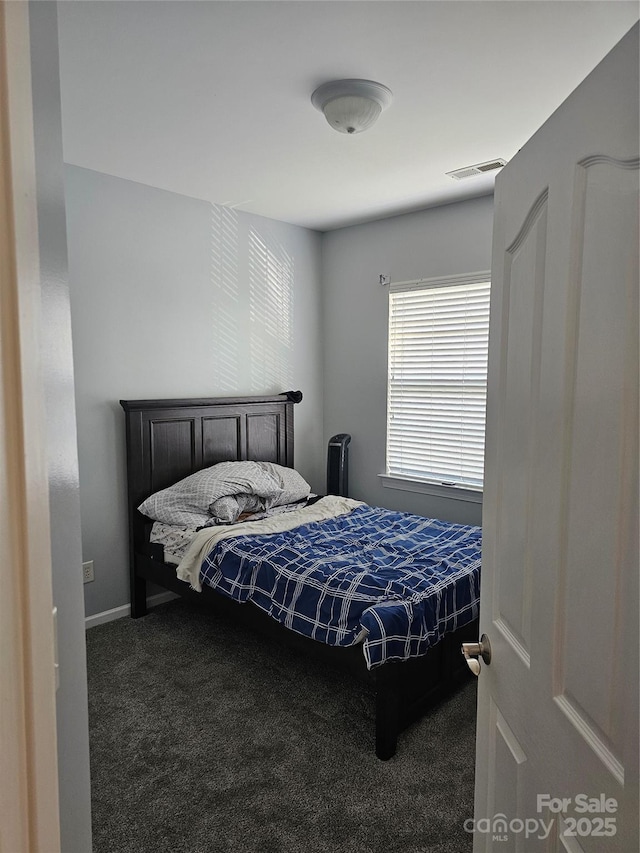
[446,158,507,180]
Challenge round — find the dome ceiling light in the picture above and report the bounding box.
[311,79,393,135]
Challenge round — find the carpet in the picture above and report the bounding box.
[86,599,477,853]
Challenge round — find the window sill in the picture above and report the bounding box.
[378,474,483,504]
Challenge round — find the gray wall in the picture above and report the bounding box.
[321,195,494,527]
[29,3,92,851]
[64,166,324,617]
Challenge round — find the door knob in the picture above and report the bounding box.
[461,634,491,676]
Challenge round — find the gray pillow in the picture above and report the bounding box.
[208,465,312,523]
[137,460,310,527]
[209,493,265,524]
[257,462,311,508]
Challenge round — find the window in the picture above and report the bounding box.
[384,272,491,496]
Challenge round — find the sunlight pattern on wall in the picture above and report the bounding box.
[248,225,294,392]
[210,204,240,392]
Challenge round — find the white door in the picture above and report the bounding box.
[473,23,639,853]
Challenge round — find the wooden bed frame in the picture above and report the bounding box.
[120,391,477,760]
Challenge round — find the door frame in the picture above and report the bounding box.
[0,2,61,849]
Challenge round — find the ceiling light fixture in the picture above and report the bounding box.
[311,79,393,135]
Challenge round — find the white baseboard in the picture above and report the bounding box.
[85,590,179,630]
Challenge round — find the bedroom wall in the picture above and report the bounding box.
[29,3,92,851]
[64,165,324,618]
[321,194,494,527]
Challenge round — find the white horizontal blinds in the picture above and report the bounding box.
[387,276,491,488]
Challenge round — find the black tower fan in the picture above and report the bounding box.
[327,434,351,497]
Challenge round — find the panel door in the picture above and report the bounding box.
[474,24,638,853]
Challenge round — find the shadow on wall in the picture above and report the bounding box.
[210,205,295,394]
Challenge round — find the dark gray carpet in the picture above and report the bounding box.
[86,599,477,853]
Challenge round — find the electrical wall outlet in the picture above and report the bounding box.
[82,560,94,583]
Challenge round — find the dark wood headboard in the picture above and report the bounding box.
[120,391,302,510]
[120,391,303,597]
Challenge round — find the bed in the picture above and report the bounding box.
[120,391,480,759]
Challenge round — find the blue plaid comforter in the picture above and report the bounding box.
[200,504,481,668]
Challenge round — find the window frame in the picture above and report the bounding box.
[382,270,491,503]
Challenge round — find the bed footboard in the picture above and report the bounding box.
[375,664,400,759]
[131,548,476,759]
[374,618,478,759]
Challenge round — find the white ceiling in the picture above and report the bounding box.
[57,1,639,232]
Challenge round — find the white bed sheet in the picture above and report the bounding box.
[149,522,195,565]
